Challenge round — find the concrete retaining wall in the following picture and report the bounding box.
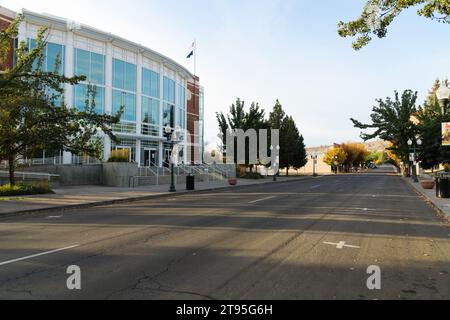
[19,165,102,186]
[14,163,236,188]
[102,163,139,187]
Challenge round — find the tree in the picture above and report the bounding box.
[269,99,285,130]
[340,143,369,171]
[216,98,268,169]
[366,150,385,166]
[280,116,307,175]
[351,90,418,170]
[386,142,401,168]
[268,100,307,175]
[0,17,121,185]
[244,102,268,171]
[323,147,348,171]
[416,79,450,170]
[338,0,450,50]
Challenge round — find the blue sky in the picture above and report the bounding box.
[2,0,449,148]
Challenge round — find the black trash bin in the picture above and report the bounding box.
[440,176,450,199]
[436,173,450,199]
[186,174,195,190]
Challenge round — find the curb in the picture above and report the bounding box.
[0,176,320,219]
[402,177,450,223]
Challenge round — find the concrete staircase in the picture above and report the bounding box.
[131,164,235,188]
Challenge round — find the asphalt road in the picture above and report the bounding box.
[0,169,449,300]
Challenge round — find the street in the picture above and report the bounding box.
[0,170,449,300]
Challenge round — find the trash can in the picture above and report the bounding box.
[437,173,450,199]
[186,174,195,190]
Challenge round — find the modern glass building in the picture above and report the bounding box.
[14,8,203,167]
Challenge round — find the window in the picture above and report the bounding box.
[142,68,160,98]
[75,49,105,84]
[91,53,105,85]
[112,58,137,131]
[113,58,136,92]
[142,97,159,137]
[28,39,65,74]
[73,49,106,113]
[142,97,159,125]
[74,49,90,79]
[163,77,175,129]
[163,103,174,128]
[113,90,136,122]
[46,43,65,74]
[74,84,105,114]
[28,39,65,106]
[163,76,175,104]
[177,84,186,129]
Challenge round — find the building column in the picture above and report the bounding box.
[17,20,27,43]
[63,31,75,165]
[64,31,74,106]
[63,152,72,165]
[136,139,141,166]
[136,52,142,136]
[159,63,164,138]
[104,136,112,161]
[159,141,164,167]
[105,42,113,115]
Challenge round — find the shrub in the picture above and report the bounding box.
[0,181,53,196]
[108,149,130,163]
[239,172,265,180]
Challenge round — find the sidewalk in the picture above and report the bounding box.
[404,176,450,221]
[0,176,317,217]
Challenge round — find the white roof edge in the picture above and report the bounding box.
[0,5,16,19]
[20,8,195,80]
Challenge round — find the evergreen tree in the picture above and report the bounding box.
[280,116,307,175]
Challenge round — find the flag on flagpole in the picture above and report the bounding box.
[187,41,195,59]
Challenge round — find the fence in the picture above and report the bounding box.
[0,171,60,184]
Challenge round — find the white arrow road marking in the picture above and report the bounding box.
[248,196,276,204]
[46,216,62,219]
[323,241,361,249]
[0,245,80,267]
[310,185,321,189]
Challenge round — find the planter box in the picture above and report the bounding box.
[421,180,435,190]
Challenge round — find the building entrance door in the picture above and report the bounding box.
[143,148,157,167]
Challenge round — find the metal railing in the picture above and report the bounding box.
[130,164,234,188]
[0,171,60,183]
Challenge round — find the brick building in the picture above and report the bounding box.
[0,6,15,71]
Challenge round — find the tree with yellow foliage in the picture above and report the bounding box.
[323,147,347,173]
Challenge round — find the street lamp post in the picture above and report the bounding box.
[333,156,338,174]
[436,81,450,115]
[311,154,318,177]
[164,125,182,193]
[408,136,422,183]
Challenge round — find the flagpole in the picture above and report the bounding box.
[194,39,197,113]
